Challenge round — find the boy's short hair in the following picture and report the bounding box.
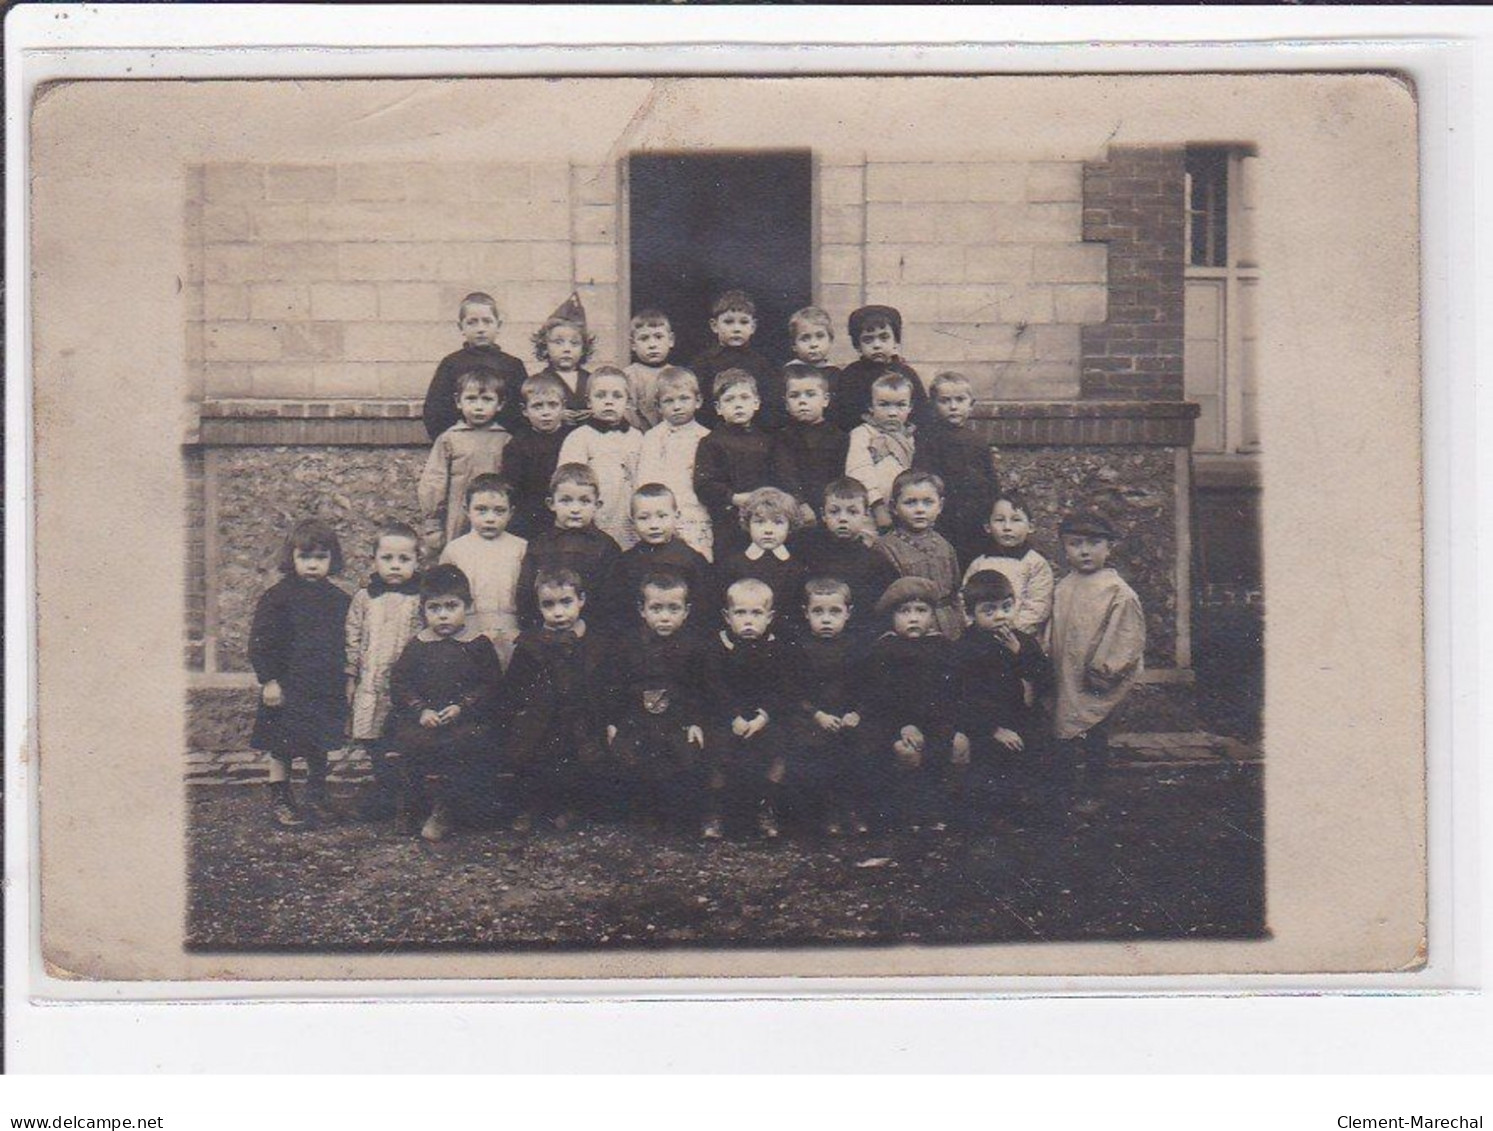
[739,486,803,532]
[639,569,690,602]
[849,304,903,344]
[891,469,945,503]
[278,518,344,575]
[962,569,1016,609]
[420,563,473,606]
[782,361,830,393]
[632,482,678,512]
[930,371,973,396]
[803,576,852,606]
[629,308,672,334]
[655,365,700,398]
[457,292,500,325]
[989,489,1033,520]
[712,368,759,401]
[464,473,513,506]
[453,367,505,398]
[549,462,600,496]
[374,519,420,548]
[823,476,870,507]
[587,365,629,395]
[520,372,567,406]
[531,316,596,365]
[1059,510,1119,541]
[870,371,914,399]
[534,566,585,599]
[711,289,757,319]
[724,576,774,611]
[789,306,834,338]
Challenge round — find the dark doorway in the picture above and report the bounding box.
[628,151,814,368]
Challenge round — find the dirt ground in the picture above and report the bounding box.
[187,761,1263,951]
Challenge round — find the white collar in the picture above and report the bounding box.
[744,544,790,561]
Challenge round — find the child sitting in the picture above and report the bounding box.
[503,567,609,831]
[614,484,711,633]
[604,570,709,830]
[384,564,504,842]
[344,521,424,820]
[703,577,789,839]
[873,469,964,640]
[859,577,961,832]
[712,487,807,641]
[832,304,929,431]
[623,308,676,430]
[515,463,623,633]
[793,477,898,654]
[952,569,1054,827]
[914,371,998,568]
[773,363,848,528]
[417,368,513,554]
[249,518,352,829]
[503,373,570,539]
[530,292,594,428]
[963,491,1056,640]
[636,366,714,560]
[786,305,841,393]
[846,371,918,532]
[557,366,643,549]
[690,289,783,431]
[422,291,530,440]
[439,474,528,669]
[1048,510,1146,815]
[789,578,868,835]
[693,369,779,559]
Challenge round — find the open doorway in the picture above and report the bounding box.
[627,151,814,367]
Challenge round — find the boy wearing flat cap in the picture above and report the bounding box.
[1048,509,1146,816]
[857,576,965,831]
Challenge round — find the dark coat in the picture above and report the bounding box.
[515,526,622,632]
[423,344,531,440]
[614,539,713,628]
[692,422,779,556]
[859,631,957,746]
[384,630,503,757]
[690,344,784,431]
[792,526,900,652]
[951,628,1051,741]
[772,419,849,514]
[503,426,569,540]
[502,625,608,765]
[248,575,352,756]
[913,418,999,566]
[832,358,929,432]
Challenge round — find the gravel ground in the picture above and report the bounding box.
[188,762,1263,951]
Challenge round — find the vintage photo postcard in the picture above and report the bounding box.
[27,72,1423,984]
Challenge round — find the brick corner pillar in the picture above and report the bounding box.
[1079,146,1187,401]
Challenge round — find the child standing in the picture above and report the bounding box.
[712,487,807,639]
[417,368,513,554]
[384,564,503,842]
[636,366,714,559]
[845,372,918,532]
[514,464,623,632]
[531,292,595,428]
[604,570,709,830]
[704,578,789,839]
[249,519,352,829]
[1048,511,1146,814]
[439,473,527,669]
[773,363,848,528]
[614,484,712,632]
[914,371,998,568]
[623,308,676,430]
[503,373,570,540]
[504,567,609,831]
[858,577,961,832]
[794,477,898,654]
[693,370,779,559]
[952,569,1054,827]
[690,290,783,431]
[832,304,929,432]
[344,521,424,820]
[790,577,868,835]
[557,366,643,550]
[786,305,842,394]
[962,491,1056,640]
[873,470,964,641]
[423,291,530,440]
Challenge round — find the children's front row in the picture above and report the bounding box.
[252,502,1145,843]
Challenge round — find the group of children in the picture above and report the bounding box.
[248,288,1146,843]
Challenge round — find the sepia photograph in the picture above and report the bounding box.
[29,73,1422,980]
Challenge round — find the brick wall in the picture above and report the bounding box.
[1079,146,1186,401]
